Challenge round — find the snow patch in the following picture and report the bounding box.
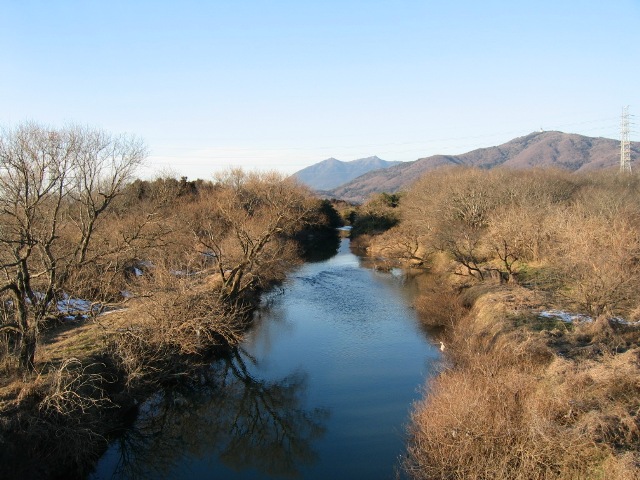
[56,294,100,321]
[538,310,591,323]
[538,310,639,326]
[57,293,128,321]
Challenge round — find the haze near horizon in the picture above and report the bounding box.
[1,1,638,179]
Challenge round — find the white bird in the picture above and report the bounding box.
[439,341,445,352]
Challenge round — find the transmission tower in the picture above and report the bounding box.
[620,106,632,174]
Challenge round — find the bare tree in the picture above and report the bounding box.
[188,170,315,301]
[424,168,497,280]
[550,202,640,317]
[0,123,145,371]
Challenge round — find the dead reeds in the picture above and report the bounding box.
[404,286,640,480]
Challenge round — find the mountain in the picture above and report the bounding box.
[328,131,640,203]
[292,156,402,191]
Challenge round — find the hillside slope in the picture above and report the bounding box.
[329,131,640,203]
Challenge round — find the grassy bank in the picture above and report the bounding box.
[0,284,254,478]
[0,166,342,479]
[353,168,640,479]
[404,278,639,479]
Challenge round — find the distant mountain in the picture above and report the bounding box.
[328,131,640,203]
[292,156,402,191]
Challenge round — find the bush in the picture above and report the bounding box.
[404,283,640,480]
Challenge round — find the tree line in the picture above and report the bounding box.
[0,123,341,372]
[355,167,640,479]
[365,167,640,319]
[0,123,340,478]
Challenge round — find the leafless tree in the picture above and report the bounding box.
[0,123,145,371]
[550,202,640,317]
[188,169,316,301]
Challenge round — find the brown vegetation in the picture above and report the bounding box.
[0,123,336,479]
[0,123,146,371]
[405,289,640,480]
[327,131,640,203]
[363,167,640,479]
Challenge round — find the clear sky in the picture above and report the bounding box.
[1,1,639,179]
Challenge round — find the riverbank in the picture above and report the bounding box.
[407,280,639,479]
[0,295,242,479]
[0,242,342,480]
[346,168,640,479]
[359,239,640,478]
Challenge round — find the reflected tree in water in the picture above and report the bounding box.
[102,348,329,479]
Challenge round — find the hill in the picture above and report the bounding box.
[292,156,402,191]
[328,131,640,203]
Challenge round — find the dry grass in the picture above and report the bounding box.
[0,271,251,477]
[105,282,247,388]
[0,357,118,479]
[414,275,467,329]
[405,282,640,480]
[406,348,640,479]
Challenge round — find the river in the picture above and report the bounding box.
[90,239,439,479]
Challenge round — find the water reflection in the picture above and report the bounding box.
[94,239,436,480]
[96,348,329,479]
[300,230,341,263]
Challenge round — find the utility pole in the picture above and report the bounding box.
[620,106,632,174]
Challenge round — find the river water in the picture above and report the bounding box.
[91,239,439,479]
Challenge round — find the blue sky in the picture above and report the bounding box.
[1,1,639,179]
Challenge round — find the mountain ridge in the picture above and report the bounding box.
[291,155,402,191]
[327,131,640,203]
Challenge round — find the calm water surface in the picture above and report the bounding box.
[91,239,439,479]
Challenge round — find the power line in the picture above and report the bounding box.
[141,112,632,174]
[148,114,624,158]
